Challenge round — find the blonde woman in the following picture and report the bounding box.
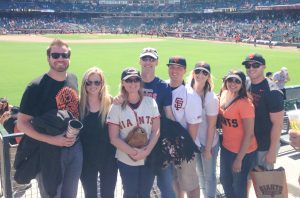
[188,61,219,198]
[79,67,117,198]
[107,67,160,198]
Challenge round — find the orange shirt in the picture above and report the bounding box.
[219,96,257,153]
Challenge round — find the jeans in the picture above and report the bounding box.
[37,141,83,198]
[220,146,256,198]
[156,165,176,198]
[80,155,117,198]
[118,161,155,198]
[196,142,219,198]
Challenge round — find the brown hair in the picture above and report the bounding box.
[46,39,71,58]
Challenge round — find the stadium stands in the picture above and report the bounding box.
[0,0,299,45]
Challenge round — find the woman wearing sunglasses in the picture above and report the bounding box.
[107,67,160,198]
[79,67,117,198]
[219,70,257,198]
[188,62,219,198]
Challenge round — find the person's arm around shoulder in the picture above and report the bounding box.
[17,113,75,147]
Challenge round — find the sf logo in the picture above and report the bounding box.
[175,98,184,110]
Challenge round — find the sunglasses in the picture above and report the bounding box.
[50,52,70,59]
[85,80,102,86]
[124,77,141,83]
[226,77,241,84]
[141,57,156,62]
[245,62,261,69]
[194,69,209,76]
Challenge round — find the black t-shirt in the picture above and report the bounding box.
[250,78,284,151]
[79,111,115,169]
[19,73,79,118]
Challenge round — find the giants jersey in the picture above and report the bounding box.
[171,85,202,129]
[107,96,160,166]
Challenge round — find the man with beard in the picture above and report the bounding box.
[18,39,82,198]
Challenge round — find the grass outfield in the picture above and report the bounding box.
[0,34,299,105]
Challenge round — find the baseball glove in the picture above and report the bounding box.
[125,126,148,148]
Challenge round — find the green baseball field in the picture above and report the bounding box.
[0,34,299,105]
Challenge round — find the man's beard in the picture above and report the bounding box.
[50,63,69,72]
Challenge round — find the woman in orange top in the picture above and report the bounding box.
[219,70,257,198]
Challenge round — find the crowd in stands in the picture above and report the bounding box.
[1,12,299,43]
[0,0,299,13]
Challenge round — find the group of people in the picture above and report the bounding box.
[11,38,299,198]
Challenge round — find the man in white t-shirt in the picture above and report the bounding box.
[166,56,202,198]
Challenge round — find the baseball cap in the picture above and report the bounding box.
[242,53,266,65]
[121,67,141,80]
[194,61,211,74]
[167,56,187,68]
[225,70,246,83]
[140,47,158,60]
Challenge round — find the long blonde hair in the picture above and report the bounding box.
[79,67,111,125]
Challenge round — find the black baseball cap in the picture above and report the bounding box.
[194,61,211,73]
[242,53,266,65]
[121,67,141,80]
[167,56,187,68]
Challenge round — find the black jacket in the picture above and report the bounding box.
[146,117,199,173]
[14,110,74,197]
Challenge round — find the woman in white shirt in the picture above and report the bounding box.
[107,67,160,198]
[188,61,219,198]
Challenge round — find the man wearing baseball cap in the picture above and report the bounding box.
[139,48,176,198]
[167,56,202,198]
[242,53,284,170]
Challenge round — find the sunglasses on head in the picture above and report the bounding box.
[141,56,156,62]
[194,69,209,76]
[245,62,261,69]
[50,52,70,59]
[226,77,241,84]
[85,80,102,86]
[124,77,141,83]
